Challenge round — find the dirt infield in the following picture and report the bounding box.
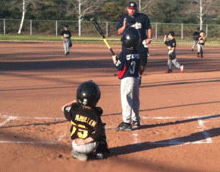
[0,42,220,172]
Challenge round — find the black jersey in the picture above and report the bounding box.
[115,48,140,79]
[63,103,103,141]
[193,31,200,41]
[165,38,176,50]
[117,13,151,41]
[61,30,71,38]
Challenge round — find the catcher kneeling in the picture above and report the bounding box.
[62,80,109,161]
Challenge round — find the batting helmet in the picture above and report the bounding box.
[77,80,101,107]
[121,27,140,48]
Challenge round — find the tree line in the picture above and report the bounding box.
[0,0,220,24]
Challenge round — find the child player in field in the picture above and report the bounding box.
[62,80,109,161]
[61,25,72,55]
[164,31,184,73]
[112,27,141,131]
[197,30,206,58]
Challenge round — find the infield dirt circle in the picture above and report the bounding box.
[0,42,220,172]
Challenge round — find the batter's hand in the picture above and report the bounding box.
[112,55,118,65]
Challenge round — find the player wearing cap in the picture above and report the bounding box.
[117,1,153,85]
[61,25,72,55]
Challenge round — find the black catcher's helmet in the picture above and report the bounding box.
[121,27,140,48]
[77,80,101,107]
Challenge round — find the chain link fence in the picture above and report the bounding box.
[1,19,220,39]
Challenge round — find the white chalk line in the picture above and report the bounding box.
[198,119,213,143]
[0,140,57,145]
[132,113,219,146]
[0,117,14,127]
[0,113,219,145]
[0,114,64,120]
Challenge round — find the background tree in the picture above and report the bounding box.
[65,0,106,36]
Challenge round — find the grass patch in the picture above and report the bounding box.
[0,34,219,47]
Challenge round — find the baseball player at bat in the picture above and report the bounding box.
[164,31,184,73]
[117,2,152,86]
[112,27,141,131]
[62,80,109,161]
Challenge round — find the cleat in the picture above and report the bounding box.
[132,121,140,129]
[166,69,173,73]
[180,65,184,73]
[116,122,132,131]
[96,153,104,159]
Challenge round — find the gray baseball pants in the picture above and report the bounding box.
[63,38,70,54]
[121,77,140,123]
[72,140,97,154]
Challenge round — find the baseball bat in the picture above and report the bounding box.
[90,18,115,55]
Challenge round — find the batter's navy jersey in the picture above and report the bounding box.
[115,48,140,79]
[117,13,151,41]
[63,103,103,141]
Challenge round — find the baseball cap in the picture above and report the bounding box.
[128,2,137,9]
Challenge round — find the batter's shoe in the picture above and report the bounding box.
[116,122,132,131]
[166,69,173,73]
[180,65,184,73]
[71,150,88,161]
[132,121,140,129]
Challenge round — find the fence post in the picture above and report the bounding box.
[206,24,208,37]
[30,20,32,35]
[181,23,183,39]
[3,19,6,35]
[155,22,158,40]
[56,20,58,36]
[106,22,109,37]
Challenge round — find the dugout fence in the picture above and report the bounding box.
[0,19,220,39]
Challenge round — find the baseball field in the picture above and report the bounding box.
[0,42,220,172]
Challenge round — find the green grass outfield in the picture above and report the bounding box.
[0,34,219,47]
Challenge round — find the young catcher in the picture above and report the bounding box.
[61,25,72,55]
[62,80,109,161]
[112,27,141,131]
[197,30,206,58]
[164,31,184,73]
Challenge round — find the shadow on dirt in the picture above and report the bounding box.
[110,127,220,156]
[110,114,220,157]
